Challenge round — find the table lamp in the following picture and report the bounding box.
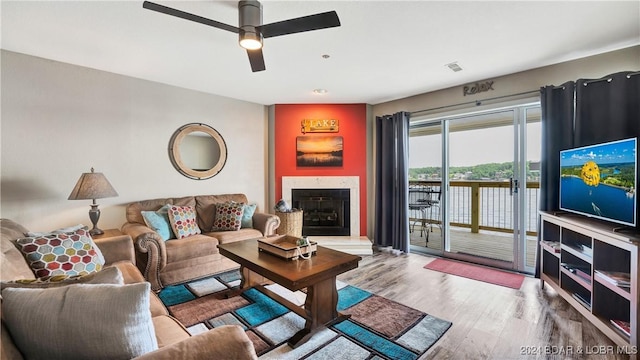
[68,167,118,236]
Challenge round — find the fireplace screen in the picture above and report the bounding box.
[291,188,350,236]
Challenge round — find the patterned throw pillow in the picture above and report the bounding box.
[14,228,104,280]
[25,224,106,265]
[141,204,174,240]
[212,202,245,231]
[241,204,257,228]
[167,205,201,239]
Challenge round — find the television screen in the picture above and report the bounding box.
[560,137,637,227]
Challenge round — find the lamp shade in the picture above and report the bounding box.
[68,168,118,200]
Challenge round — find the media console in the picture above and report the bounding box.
[539,211,639,350]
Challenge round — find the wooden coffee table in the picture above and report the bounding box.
[217,239,361,347]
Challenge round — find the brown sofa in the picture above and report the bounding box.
[0,219,257,360]
[121,194,280,291]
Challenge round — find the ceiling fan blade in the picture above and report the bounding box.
[247,49,266,72]
[143,1,239,34]
[259,11,340,38]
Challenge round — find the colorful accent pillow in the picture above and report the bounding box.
[1,282,158,360]
[167,205,201,239]
[212,202,245,231]
[14,228,104,280]
[241,203,257,228]
[25,224,105,265]
[141,204,174,240]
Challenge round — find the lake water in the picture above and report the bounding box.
[297,154,342,167]
[417,186,540,232]
[560,176,635,225]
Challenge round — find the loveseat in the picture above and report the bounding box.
[121,194,280,291]
[0,218,257,360]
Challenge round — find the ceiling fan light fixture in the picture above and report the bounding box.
[239,32,263,50]
[239,0,263,50]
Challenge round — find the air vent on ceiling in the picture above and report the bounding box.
[445,62,463,72]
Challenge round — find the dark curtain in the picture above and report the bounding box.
[535,82,575,278]
[535,71,640,277]
[374,112,410,252]
[539,81,576,214]
[575,72,640,145]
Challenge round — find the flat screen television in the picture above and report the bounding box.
[560,137,637,227]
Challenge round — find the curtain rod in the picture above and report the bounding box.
[583,71,640,86]
[583,77,612,86]
[409,89,539,116]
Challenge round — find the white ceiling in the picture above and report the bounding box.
[2,1,639,105]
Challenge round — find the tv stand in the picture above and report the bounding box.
[539,211,639,350]
[613,226,640,236]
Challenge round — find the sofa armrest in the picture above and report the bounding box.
[93,234,135,265]
[252,212,280,236]
[134,325,257,360]
[121,222,168,291]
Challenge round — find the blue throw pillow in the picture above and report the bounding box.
[141,204,174,240]
[241,204,257,228]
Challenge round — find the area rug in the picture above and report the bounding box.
[158,270,452,360]
[424,258,525,289]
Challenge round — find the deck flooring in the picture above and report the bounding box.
[410,224,538,268]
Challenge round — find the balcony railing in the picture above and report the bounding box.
[409,180,540,236]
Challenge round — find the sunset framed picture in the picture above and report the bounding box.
[296,136,343,167]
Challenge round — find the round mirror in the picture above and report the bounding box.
[169,123,227,180]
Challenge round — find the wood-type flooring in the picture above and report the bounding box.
[337,251,631,360]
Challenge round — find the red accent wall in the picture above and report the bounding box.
[274,104,367,236]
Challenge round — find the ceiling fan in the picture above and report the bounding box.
[142,1,341,72]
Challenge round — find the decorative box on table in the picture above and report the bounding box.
[258,235,317,260]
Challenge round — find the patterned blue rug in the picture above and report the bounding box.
[158,270,451,360]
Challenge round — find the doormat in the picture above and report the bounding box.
[424,258,525,289]
[158,270,452,360]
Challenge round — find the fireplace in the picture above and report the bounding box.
[292,188,350,236]
[282,176,360,237]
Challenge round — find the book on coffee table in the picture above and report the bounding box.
[257,235,317,260]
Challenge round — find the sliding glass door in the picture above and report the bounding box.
[409,103,540,273]
[408,123,443,252]
[446,109,517,266]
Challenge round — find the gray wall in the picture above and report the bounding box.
[1,50,268,232]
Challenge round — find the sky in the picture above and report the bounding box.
[560,138,636,167]
[297,135,343,153]
[409,122,542,168]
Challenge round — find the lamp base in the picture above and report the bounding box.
[89,228,104,236]
[88,204,103,237]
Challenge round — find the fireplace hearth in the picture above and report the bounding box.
[292,188,350,236]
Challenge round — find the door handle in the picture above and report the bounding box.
[510,178,519,195]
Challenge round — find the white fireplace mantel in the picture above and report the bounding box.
[281,176,360,237]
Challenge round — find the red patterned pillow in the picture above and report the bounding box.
[14,228,104,280]
[212,202,245,231]
[167,205,201,239]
